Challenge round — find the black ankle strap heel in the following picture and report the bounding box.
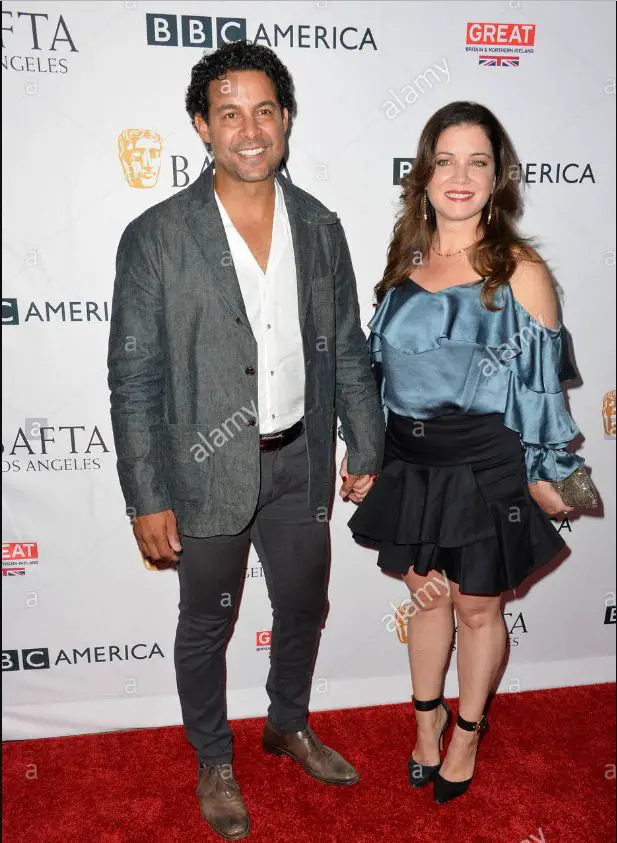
[456,712,489,735]
[433,712,489,804]
[413,696,453,748]
[412,695,444,712]
[408,696,452,789]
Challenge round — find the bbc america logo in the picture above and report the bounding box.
[3,649,50,670]
[3,644,164,671]
[146,13,377,51]
[2,297,110,325]
[392,158,595,187]
[146,14,245,48]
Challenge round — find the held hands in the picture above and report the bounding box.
[131,480,569,560]
[133,509,182,569]
[528,480,574,518]
[339,452,377,503]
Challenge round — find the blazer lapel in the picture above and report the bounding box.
[182,164,322,332]
[277,172,317,329]
[182,165,251,329]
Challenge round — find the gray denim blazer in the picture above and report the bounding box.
[107,165,385,537]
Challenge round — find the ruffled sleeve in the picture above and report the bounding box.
[492,289,584,482]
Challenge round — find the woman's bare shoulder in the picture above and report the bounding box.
[509,248,559,329]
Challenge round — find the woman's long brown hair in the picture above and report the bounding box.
[375,101,540,309]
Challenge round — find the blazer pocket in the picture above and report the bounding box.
[164,423,211,502]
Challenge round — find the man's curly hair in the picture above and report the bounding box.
[185,40,296,127]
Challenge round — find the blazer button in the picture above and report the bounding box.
[245,366,255,375]
[247,418,256,426]
[235,317,243,325]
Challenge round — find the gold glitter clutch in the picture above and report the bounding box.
[552,467,599,509]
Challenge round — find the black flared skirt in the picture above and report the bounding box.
[347,410,566,596]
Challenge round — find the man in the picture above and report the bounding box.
[107,40,384,841]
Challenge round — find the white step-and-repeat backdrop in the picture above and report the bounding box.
[3,1,615,740]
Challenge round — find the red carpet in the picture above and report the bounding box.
[3,684,615,843]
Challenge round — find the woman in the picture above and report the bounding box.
[346,101,585,804]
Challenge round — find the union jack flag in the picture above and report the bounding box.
[479,55,520,67]
[2,568,25,576]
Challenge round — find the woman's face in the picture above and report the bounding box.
[426,123,496,223]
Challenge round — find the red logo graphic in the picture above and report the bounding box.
[2,542,39,576]
[256,630,272,650]
[466,22,536,46]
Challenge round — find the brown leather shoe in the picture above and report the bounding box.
[196,763,250,841]
[262,721,359,785]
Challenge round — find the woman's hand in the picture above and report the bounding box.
[339,452,377,503]
[528,479,574,518]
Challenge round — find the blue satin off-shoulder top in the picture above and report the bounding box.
[368,277,584,482]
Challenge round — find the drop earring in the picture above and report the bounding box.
[487,192,494,225]
[422,191,428,221]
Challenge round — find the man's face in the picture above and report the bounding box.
[196,70,288,183]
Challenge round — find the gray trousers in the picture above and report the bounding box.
[173,426,330,765]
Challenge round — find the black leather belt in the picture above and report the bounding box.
[259,419,304,452]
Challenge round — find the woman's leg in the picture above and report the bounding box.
[402,567,454,765]
[440,583,506,781]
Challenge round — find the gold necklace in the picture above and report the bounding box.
[431,242,475,257]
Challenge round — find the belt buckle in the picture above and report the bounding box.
[261,420,301,448]
[263,431,284,442]
[260,430,285,450]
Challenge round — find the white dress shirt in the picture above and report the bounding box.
[214,178,305,435]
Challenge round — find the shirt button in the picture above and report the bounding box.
[270,370,274,375]
[245,366,255,376]
[271,414,275,419]
[247,418,256,427]
[266,323,271,329]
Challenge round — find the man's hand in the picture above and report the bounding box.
[133,509,182,569]
[339,452,377,503]
[528,480,574,518]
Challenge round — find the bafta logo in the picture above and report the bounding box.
[118,129,162,188]
[602,389,616,439]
